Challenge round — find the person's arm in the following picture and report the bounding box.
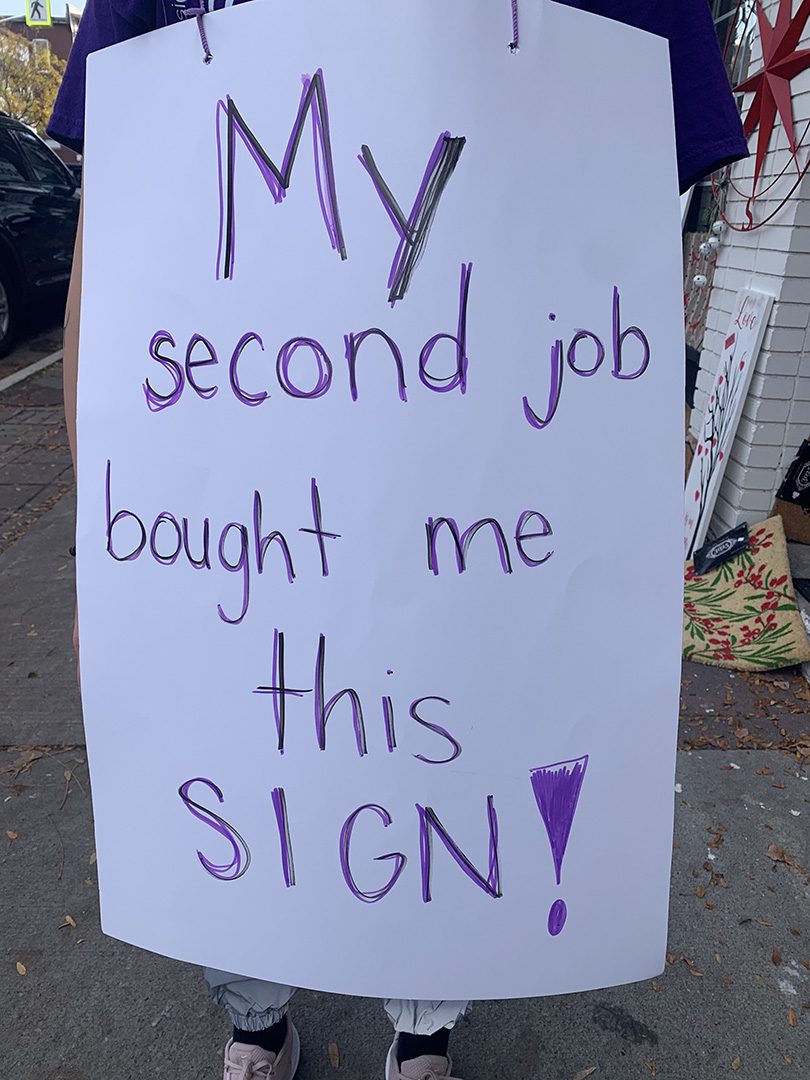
[64,197,82,472]
[64,198,82,678]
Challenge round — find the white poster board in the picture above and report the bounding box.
[78,0,684,1000]
[684,289,774,558]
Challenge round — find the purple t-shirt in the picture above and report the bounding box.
[48,0,747,192]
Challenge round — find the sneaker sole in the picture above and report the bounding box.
[289,1022,302,1078]
[384,1042,396,1080]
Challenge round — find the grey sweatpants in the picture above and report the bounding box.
[205,969,471,1035]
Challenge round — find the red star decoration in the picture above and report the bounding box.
[734,0,810,192]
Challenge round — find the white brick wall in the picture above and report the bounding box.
[690,0,810,539]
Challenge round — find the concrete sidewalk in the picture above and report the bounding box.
[1,495,808,1078]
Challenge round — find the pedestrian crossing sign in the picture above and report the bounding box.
[26,0,52,27]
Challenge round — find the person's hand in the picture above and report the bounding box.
[73,602,81,689]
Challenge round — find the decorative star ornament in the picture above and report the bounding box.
[734,0,810,194]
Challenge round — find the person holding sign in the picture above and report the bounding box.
[49,2,745,1079]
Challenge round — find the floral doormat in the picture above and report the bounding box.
[683,516,810,670]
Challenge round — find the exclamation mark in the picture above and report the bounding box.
[529,754,589,936]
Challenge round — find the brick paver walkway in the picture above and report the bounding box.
[0,363,73,555]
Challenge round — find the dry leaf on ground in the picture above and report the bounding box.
[772,947,782,965]
[5,831,17,840]
[15,962,26,976]
[788,1008,797,1027]
[572,1069,597,1080]
[327,1043,340,1069]
[731,1055,742,1070]
[767,844,807,874]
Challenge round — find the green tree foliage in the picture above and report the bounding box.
[0,29,66,134]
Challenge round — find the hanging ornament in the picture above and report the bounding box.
[699,241,711,254]
[693,275,708,288]
[708,236,721,250]
[716,0,810,231]
[734,0,810,194]
[711,220,724,235]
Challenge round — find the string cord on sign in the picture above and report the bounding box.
[184,4,213,63]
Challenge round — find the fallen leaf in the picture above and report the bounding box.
[731,1056,742,1071]
[801,960,810,972]
[5,830,17,840]
[783,1056,793,1065]
[756,918,772,926]
[767,844,808,874]
[643,1061,657,1077]
[15,962,26,976]
[650,980,661,992]
[788,1008,797,1027]
[720,976,734,986]
[89,851,96,866]
[58,915,77,930]
[772,947,782,966]
[756,767,773,776]
[696,885,705,898]
[688,967,704,977]
[572,1069,598,1080]
[666,952,677,965]
[772,679,790,691]
[739,917,752,925]
[705,900,715,910]
[327,1043,340,1069]
[789,928,801,937]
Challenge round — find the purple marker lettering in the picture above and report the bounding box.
[298,478,340,576]
[229,332,268,406]
[344,328,407,402]
[105,460,146,562]
[178,777,251,881]
[314,633,367,756]
[216,522,250,625]
[217,74,346,281]
[149,512,182,566]
[143,331,184,412]
[612,286,650,380]
[409,697,461,765]
[529,754,590,937]
[425,515,512,576]
[276,338,333,399]
[419,263,472,394]
[382,695,397,752]
[182,516,211,570]
[359,133,466,304]
[514,510,553,568]
[417,796,501,903]
[339,803,406,903]
[566,330,605,376]
[253,628,312,753]
[270,786,296,887]
[254,491,295,583]
[523,337,563,430]
[185,334,219,400]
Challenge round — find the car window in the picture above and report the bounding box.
[0,130,30,183]
[15,130,71,187]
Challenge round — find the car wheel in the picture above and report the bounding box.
[0,265,18,358]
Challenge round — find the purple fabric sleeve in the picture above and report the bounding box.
[573,0,749,191]
[46,0,158,153]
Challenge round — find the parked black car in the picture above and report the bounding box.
[0,114,80,356]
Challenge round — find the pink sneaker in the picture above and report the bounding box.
[385,1035,463,1080]
[222,1020,300,1079]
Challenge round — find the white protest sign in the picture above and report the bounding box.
[78,0,684,1000]
[684,289,774,558]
